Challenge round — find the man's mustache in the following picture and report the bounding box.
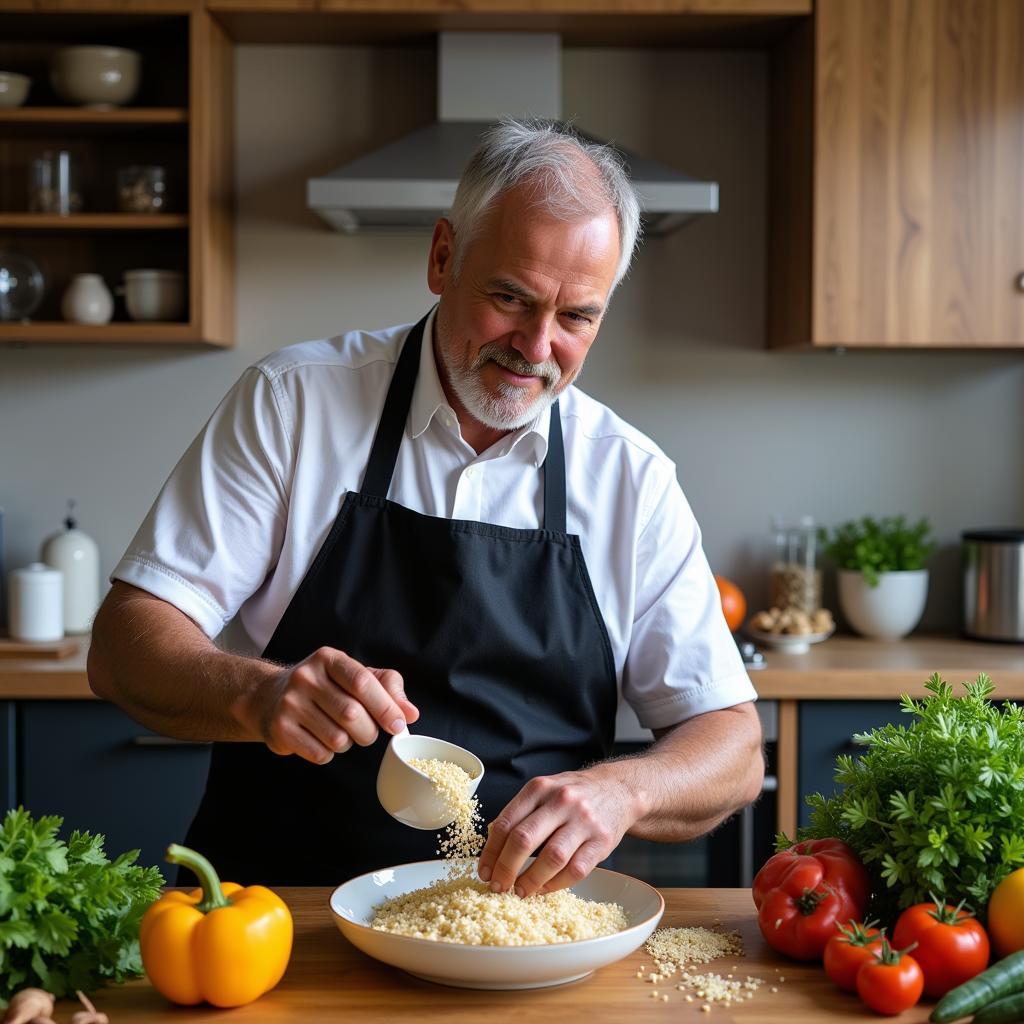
[472,343,561,388]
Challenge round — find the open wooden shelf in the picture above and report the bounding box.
[0,108,188,125]
[0,213,188,229]
[0,9,232,347]
[0,322,214,345]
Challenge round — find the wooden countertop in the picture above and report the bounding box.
[753,634,1024,699]
[3,634,1023,700]
[80,887,936,1022]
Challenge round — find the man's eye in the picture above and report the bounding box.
[564,311,592,326]
[496,293,519,305]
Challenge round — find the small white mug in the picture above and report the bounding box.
[121,268,184,321]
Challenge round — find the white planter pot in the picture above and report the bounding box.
[837,569,929,640]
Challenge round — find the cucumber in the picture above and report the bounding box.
[930,952,1024,1023]
[972,991,1024,1024]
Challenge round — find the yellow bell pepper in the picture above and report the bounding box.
[139,843,293,1008]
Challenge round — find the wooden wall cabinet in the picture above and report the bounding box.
[0,6,233,346]
[770,0,1024,349]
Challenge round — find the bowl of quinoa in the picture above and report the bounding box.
[329,858,664,989]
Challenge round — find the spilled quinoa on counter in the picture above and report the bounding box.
[370,756,629,945]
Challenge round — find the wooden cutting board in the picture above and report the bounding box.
[0,635,79,659]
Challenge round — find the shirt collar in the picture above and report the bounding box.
[407,308,552,467]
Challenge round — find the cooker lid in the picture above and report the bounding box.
[962,528,1024,542]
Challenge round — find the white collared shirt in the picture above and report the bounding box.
[113,309,756,729]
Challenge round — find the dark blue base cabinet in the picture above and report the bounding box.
[797,700,909,830]
[3,700,210,872]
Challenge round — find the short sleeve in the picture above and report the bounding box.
[621,472,758,730]
[111,366,292,637]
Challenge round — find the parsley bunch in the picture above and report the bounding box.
[786,674,1024,926]
[0,807,164,1006]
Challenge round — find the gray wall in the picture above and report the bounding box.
[2,45,1022,635]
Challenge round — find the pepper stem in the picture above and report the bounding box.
[165,843,231,912]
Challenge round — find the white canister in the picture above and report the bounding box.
[8,562,63,642]
[41,504,100,634]
[62,273,113,325]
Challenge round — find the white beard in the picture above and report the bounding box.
[443,338,565,432]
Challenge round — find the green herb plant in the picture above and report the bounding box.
[820,514,936,587]
[0,807,164,1006]
[780,674,1024,927]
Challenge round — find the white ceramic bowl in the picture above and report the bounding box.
[0,72,30,108]
[329,859,664,989]
[377,729,484,829]
[122,269,184,321]
[746,626,835,655]
[51,46,140,108]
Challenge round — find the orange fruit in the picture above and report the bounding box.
[714,574,747,632]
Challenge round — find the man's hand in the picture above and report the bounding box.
[242,647,420,765]
[476,766,646,898]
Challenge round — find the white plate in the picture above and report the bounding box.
[746,626,835,654]
[329,859,664,990]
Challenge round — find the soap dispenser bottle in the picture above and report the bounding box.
[41,499,100,635]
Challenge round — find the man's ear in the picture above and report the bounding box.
[427,218,455,296]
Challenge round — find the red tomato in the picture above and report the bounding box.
[753,839,871,915]
[757,883,860,961]
[856,939,924,1016]
[891,899,990,998]
[824,920,884,992]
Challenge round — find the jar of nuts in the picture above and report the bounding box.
[117,165,167,213]
[770,515,821,614]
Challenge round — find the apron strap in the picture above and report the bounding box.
[360,313,427,499]
[360,310,568,534]
[543,402,567,534]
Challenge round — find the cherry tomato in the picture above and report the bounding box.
[824,920,884,992]
[891,897,990,997]
[856,939,924,1016]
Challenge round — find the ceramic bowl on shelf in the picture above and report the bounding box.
[0,71,31,108]
[120,269,184,321]
[745,626,835,655]
[50,46,140,108]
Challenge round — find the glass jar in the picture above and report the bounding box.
[29,150,83,214]
[117,165,167,213]
[770,515,822,613]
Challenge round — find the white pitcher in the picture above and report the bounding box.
[62,273,113,325]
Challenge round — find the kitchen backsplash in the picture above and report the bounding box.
[1,45,1021,639]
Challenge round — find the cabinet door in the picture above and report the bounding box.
[797,700,907,828]
[817,0,1024,346]
[18,701,210,871]
[772,0,1024,348]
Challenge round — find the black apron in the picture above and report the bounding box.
[182,313,618,885]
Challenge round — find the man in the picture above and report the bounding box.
[89,118,763,893]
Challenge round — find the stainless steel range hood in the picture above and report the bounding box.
[307,32,718,236]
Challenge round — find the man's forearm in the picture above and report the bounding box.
[595,703,765,843]
[88,583,277,742]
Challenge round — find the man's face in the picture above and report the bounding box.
[427,184,621,434]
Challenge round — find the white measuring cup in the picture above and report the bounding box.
[377,728,485,829]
